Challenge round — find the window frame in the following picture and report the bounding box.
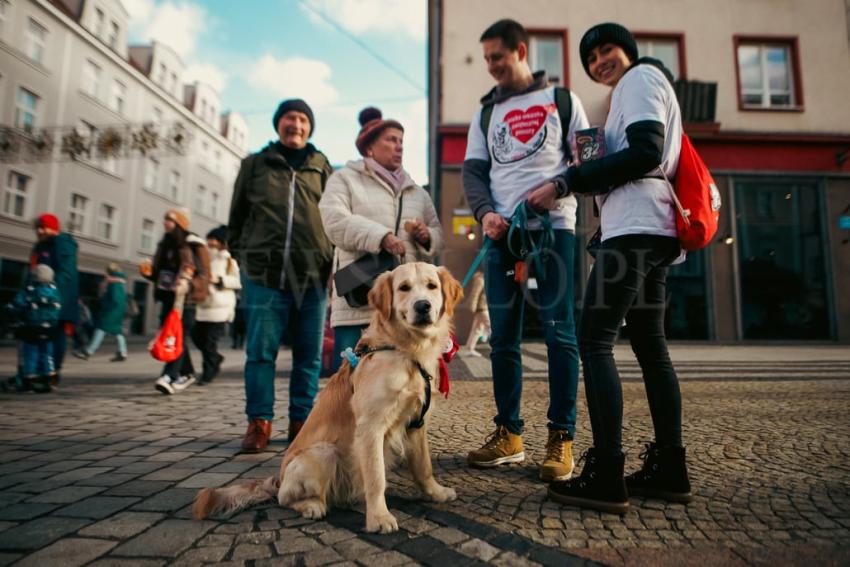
[143,157,159,191]
[110,78,126,114]
[3,170,32,220]
[168,169,181,201]
[107,20,119,49]
[0,0,10,41]
[194,183,207,213]
[733,35,804,112]
[525,27,569,88]
[140,217,155,252]
[82,58,102,99]
[14,86,40,133]
[209,191,219,220]
[68,192,90,235]
[25,17,47,64]
[632,31,687,80]
[96,201,118,243]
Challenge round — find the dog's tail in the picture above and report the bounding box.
[192,476,279,520]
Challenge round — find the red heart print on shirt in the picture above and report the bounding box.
[503,105,547,144]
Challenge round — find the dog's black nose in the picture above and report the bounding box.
[413,300,431,315]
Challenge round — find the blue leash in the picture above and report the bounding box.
[460,201,554,288]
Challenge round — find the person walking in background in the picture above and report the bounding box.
[546,23,691,514]
[462,19,589,483]
[229,98,334,452]
[461,271,490,357]
[140,208,211,395]
[230,296,246,350]
[74,263,128,362]
[30,213,79,377]
[72,299,94,353]
[319,107,443,371]
[6,264,61,392]
[192,225,241,385]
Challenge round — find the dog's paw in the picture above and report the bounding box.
[427,485,457,503]
[365,511,399,533]
[290,499,327,520]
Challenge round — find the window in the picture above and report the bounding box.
[170,72,178,93]
[143,157,159,191]
[93,8,104,37]
[15,87,39,133]
[83,59,102,98]
[528,31,566,86]
[0,0,9,40]
[200,140,209,162]
[140,218,155,251]
[200,98,207,119]
[635,35,684,80]
[168,170,180,201]
[97,203,117,241]
[68,193,89,235]
[213,150,221,175]
[195,184,206,212]
[77,120,97,160]
[25,18,47,63]
[110,79,126,114]
[157,63,167,86]
[210,191,219,220]
[735,37,801,109]
[4,171,30,219]
[103,156,118,176]
[152,106,162,124]
[108,21,119,49]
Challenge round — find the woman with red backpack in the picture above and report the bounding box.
[140,208,210,395]
[534,23,692,514]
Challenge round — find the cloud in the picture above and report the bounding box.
[301,0,426,41]
[185,63,227,92]
[247,55,339,107]
[123,0,154,25]
[137,1,207,60]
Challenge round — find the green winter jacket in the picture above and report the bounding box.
[228,142,334,293]
[30,232,79,323]
[95,272,127,335]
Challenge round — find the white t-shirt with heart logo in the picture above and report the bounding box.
[465,87,589,230]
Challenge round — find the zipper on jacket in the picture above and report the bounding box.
[280,171,297,289]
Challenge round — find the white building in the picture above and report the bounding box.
[0,0,249,334]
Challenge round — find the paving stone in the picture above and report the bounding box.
[424,525,470,545]
[79,512,165,539]
[75,473,144,488]
[130,488,197,512]
[301,546,345,566]
[357,550,416,567]
[0,516,91,550]
[28,485,105,504]
[457,538,501,562]
[176,472,238,488]
[172,546,230,565]
[12,537,117,567]
[197,533,236,547]
[0,502,59,520]
[55,497,139,519]
[232,543,273,560]
[274,536,323,554]
[0,553,22,567]
[111,519,215,557]
[104,480,172,497]
[140,468,198,482]
[88,559,166,567]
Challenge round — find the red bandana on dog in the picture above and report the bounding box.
[438,335,459,398]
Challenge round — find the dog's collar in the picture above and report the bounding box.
[349,345,432,430]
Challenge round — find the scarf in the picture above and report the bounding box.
[365,157,406,194]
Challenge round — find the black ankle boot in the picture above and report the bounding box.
[626,442,692,503]
[547,448,629,514]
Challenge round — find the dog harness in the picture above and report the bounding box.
[343,345,432,430]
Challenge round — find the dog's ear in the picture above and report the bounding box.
[438,267,464,317]
[368,271,394,321]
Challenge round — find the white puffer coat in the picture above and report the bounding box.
[195,248,242,323]
[319,159,444,327]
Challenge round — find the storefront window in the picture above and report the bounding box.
[735,179,830,339]
[666,249,709,339]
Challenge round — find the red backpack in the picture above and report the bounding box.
[149,309,183,362]
[661,134,721,251]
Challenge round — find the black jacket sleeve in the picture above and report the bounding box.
[557,120,665,196]
[462,158,497,222]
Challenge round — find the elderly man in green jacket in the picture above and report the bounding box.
[228,98,334,453]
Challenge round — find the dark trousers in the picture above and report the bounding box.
[191,321,226,382]
[52,322,69,371]
[579,234,683,456]
[158,297,196,380]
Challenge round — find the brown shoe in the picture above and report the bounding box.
[288,420,304,442]
[240,419,271,453]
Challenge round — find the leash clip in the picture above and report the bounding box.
[341,347,360,369]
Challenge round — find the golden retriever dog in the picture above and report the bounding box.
[192,262,463,533]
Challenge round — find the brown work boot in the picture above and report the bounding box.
[467,425,525,468]
[539,429,575,482]
[288,420,304,442]
[240,419,271,453]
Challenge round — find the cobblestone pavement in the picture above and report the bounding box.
[0,343,849,566]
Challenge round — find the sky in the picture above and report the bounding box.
[123,0,429,182]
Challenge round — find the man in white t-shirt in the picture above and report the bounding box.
[462,18,589,483]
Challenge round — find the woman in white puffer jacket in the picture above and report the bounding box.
[319,107,444,371]
[192,225,242,384]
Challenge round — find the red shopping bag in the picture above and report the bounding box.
[149,309,183,362]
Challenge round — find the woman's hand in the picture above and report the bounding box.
[405,219,431,246]
[381,233,406,256]
[528,182,559,212]
[482,212,510,241]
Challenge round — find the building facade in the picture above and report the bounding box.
[429,0,850,342]
[0,0,248,335]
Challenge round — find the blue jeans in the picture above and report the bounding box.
[331,324,368,372]
[21,340,55,376]
[242,276,327,422]
[484,229,579,436]
[86,328,127,356]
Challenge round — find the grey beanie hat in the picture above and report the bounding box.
[579,23,638,81]
[34,264,54,283]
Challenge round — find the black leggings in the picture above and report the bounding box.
[579,234,683,456]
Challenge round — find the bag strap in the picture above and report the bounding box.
[658,163,690,228]
[394,193,404,235]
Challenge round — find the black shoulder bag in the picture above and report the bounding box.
[333,194,404,308]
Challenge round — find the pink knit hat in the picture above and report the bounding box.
[355,107,403,157]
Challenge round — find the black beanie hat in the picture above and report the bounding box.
[206,225,228,246]
[579,23,638,81]
[272,98,315,136]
